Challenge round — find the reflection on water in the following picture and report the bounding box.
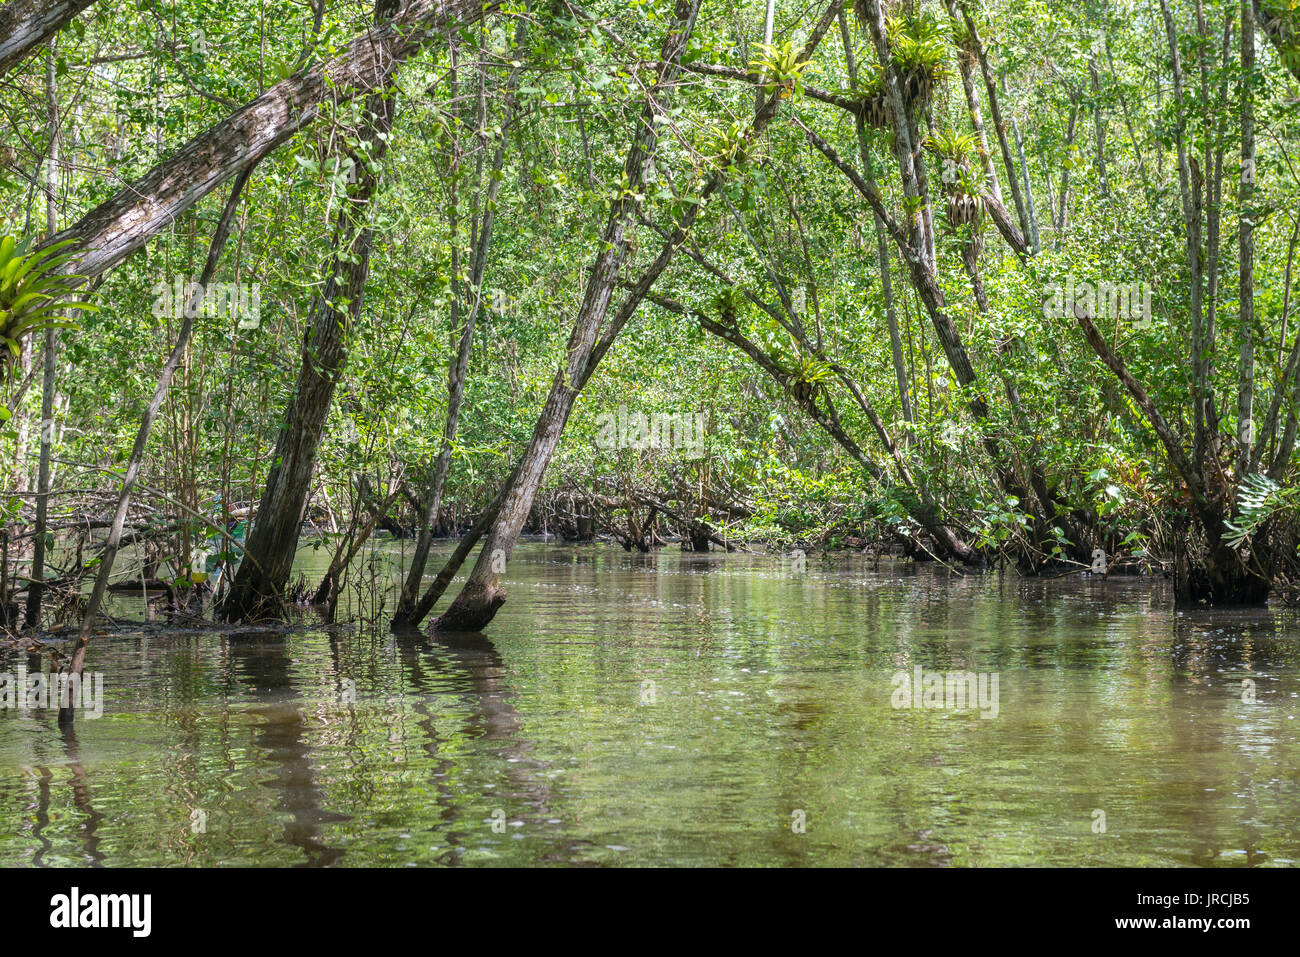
[1,542,1298,866]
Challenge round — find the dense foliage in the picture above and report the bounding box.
[4,0,1300,633]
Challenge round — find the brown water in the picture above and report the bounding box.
[1,542,1298,866]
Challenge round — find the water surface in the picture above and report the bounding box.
[2,542,1298,866]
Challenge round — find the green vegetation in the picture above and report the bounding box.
[3,0,1300,642]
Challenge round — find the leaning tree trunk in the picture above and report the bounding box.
[818,0,1090,568]
[61,169,252,722]
[42,0,493,280]
[434,0,707,631]
[220,0,402,622]
[394,21,527,625]
[804,123,1040,533]
[397,461,521,629]
[434,0,847,632]
[653,281,978,565]
[0,0,94,77]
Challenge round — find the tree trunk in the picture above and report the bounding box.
[945,1,1003,205]
[1161,0,1213,471]
[394,21,527,624]
[838,12,913,429]
[1089,56,1110,196]
[1010,114,1040,254]
[1238,0,1256,474]
[220,0,402,622]
[655,284,979,565]
[434,0,846,632]
[1057,102,1079,232]
[433,1,701,627]
[45,0,493,280]
[1201,11,1233,473]
[0,0,94,77]
[61,169,252,721]
[960,3,1031,242]
[397,461,521,629]
[23,48,60,629]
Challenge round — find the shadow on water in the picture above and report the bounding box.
[193,623,566,867]
[232,639,349,867]
[391,628,587,865]
[29,723,106,868]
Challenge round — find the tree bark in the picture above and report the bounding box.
[44,0,495,280]
[220,0,404,623]
[394,19,528,625]
[433,0,709,632]
[0,0,94,77]
[434,0,848,632]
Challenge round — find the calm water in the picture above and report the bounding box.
[2,542,1298,867]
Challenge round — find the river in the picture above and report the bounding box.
[1,541,1297,866]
